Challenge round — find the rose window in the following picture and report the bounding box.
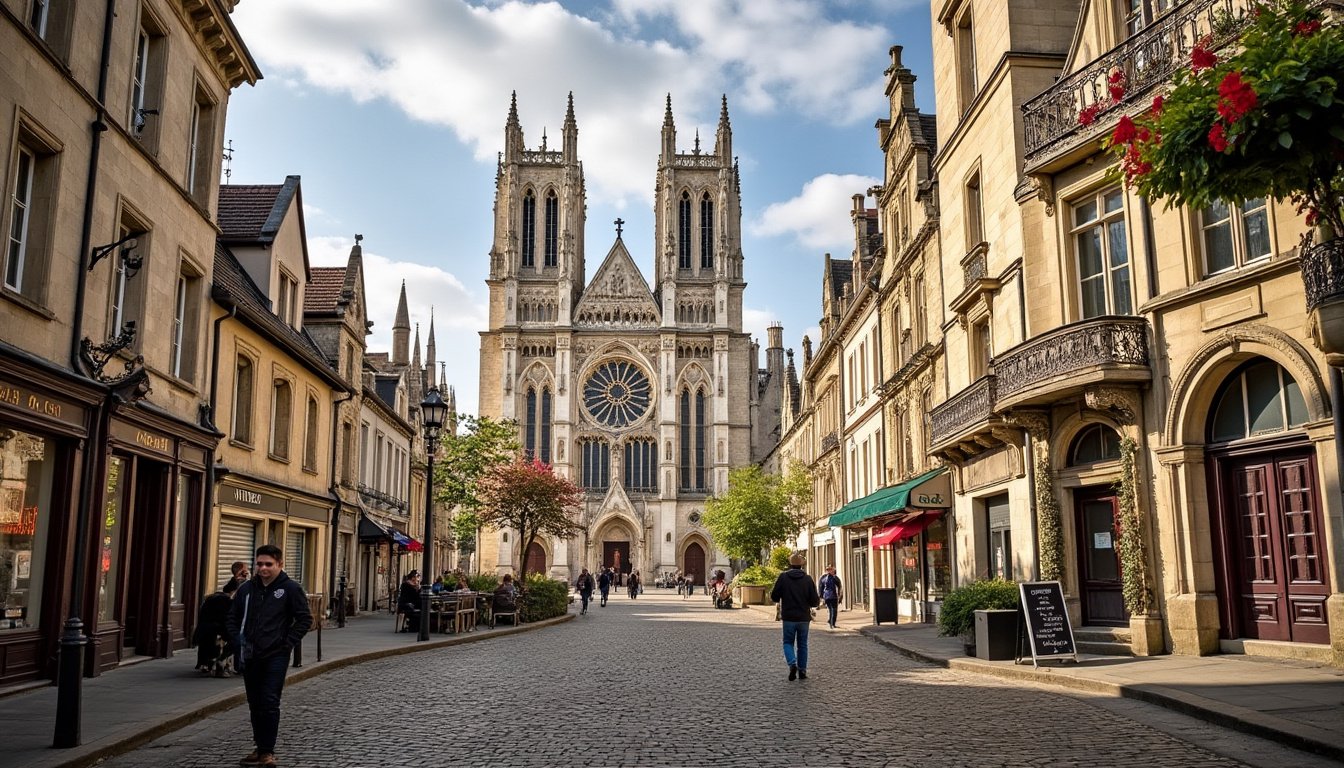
[583,361,652,428]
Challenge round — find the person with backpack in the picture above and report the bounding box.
[575,568,595,615]
[597,567,613,607]
[818,564,843,629]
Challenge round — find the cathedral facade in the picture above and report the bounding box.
[477,93,778,586]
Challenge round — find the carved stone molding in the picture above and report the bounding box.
[1003,409,1049,442]
[1084,386,1141,426]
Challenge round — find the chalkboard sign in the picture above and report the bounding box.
[1017,581,1077,667]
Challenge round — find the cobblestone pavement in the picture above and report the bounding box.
[100,592,1335,768]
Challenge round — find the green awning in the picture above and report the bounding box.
[827,467,951,528]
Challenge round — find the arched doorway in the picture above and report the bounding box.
[683,542,705,587]
[1068,424,1127,627]
[524,542,547,576]
[1207,358,1329,644]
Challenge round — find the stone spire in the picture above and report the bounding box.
[392,280,410,366]
[660,93,676,160]
[411,322,422,377]
[425,307,436,378]
[715,93,732,160]
[562,91,578,162]
[504,90,523,161]
[446,385,458,436]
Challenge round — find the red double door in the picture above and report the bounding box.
[1215,449,1330,644]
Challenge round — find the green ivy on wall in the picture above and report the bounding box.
[1113,435,1153,616]
[1035,455,1064,581]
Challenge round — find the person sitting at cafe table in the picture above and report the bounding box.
[398,571,423,632]
[454,575,471,591]
[431,575,445,594]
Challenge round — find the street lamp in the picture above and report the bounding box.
[417,386,447,642]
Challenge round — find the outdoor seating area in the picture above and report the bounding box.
[393,591,521,635]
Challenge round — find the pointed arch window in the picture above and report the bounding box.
[678,191,692,270]
[521,190,536,268]
[679,387,708,491]
[699,192,714,270]
[623,438,657,492]
[544,190,559,268]
[524,385,553,464]
[580,439,610,490]
[1209,359,1309,443]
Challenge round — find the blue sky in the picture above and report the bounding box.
[224,0,935,415]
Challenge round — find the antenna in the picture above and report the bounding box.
[222,139,234,184]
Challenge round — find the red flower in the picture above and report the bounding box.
[1295,19,1322,37]
[1216,71,1258,123]
[1111,115,1139,145]
[1191,45,1218,72]
[1208,123,1229,152]
[1078,103,1102,126]
[1107,69,1127,102]
[1151,95,1164,115]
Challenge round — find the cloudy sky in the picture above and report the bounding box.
[224,0,935,415]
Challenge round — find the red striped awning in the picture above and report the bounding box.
[871,513,939,548]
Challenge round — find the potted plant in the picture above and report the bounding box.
[730,564,780,606]
[937,578,1020,655]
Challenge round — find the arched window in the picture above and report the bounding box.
[270,379,292,459]
[523,386,552,464]
[580,439,610,489]
[678,191,692,269]
[233,355,254,445]
[1068,423,1121,465]
[303,394,319,471]
[544,190,558,267]
[623,438,657,492]
[521,190,536,268]
[699,192,714,270]
[1209,358,1309,442]
[680,387,707,491]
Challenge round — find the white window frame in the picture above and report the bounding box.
[6,147,34,292]
[29,0,50,37]
[130,28,149,135]
[1070,187,1132,319]
[185,100,201,192]
[1199,197,1273,277]
[170,274,186,377]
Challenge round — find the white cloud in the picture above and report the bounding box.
[750,173,881,251]
[231,0,886,208]
[306,235,487,412]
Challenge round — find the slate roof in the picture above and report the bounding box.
[306,266,347,313]
[829,258,853,301]
[217,184,284,241]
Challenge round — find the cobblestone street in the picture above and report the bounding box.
[100,592,1334,768]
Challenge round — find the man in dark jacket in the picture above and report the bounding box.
[597,567,612,607]
[227,544,312,767]
[770,551,820,681]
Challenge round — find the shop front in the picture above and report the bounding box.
[829,467,952,623]
[0,354,100,684]
[211,478,330,607]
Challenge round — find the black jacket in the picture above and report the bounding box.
[227,571,312,662]
[770,567,820,622]
[398,582,422,613]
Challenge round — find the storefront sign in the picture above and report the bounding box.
[289,500,330,523]
[1018,580,1078,667]
[220,482,288,515]
[110,420,174,458]
[0,381,82,428]
[909,471,952,509]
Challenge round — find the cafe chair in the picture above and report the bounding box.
[491,598,519,628]
[454,595,477,633]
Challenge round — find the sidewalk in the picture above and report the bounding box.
[0,611,572,768]
[745,603,1344,761]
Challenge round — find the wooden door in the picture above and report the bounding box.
[1074,489,1127,627]
[682,542,704,586]
[1223,453,1330,643]
[603,541,630,575]
[524,542,546,575]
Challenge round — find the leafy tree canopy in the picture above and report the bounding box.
[702,462,813,566]
[476,458,584,577]
[433,413,520,513]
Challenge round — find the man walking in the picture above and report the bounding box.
[575,568,595,614]
[227,544,313,767]
[770,552,819,681]
[818,564,843,629]
[597,567,612,607]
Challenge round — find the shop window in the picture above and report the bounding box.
[168,474,194,605]
[924,514,951,600]
[232,355,255,446]
[5,126,59,303]
[303,395,319,472]
[983,494,1011,581]
[1209,358,1309,443]
[270,379,292,461]
[1200,198,1271,276]
[98,456,129,624]
[521,189,536,269]
[0,429,55,632]
[1069,424,1122,465]
[285,528,310,585]
[185,84,217,205]
[1071,187,1132,318]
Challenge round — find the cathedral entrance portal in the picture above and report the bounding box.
[603,541,631,586]
[683,542,705,588]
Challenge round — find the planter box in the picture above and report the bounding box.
[974,609,1019,661]
[736,584,769,605]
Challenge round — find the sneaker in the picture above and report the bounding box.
[257,754,277,767]
[788,665,798,681]
[798,669,808,680]
[239,751,262,766]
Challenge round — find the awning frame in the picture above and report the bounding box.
[827,467,950,528]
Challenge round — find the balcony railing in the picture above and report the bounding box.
[820,431,839,453]
[994,317,1150,401]
[929,375,997,446]
[1022,0,1254,166]
[1304,238,1344,311]
[521,150,563,164]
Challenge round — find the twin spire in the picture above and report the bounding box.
[506,91,733,161]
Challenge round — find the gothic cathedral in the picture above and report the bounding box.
[478,93,781,586]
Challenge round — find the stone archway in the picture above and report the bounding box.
[524,541,547,575]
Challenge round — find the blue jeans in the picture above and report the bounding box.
[781,620,810,670]
[242,651,290,754]
[824,598,839,626]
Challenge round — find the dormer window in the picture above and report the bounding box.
[277,270,298,328]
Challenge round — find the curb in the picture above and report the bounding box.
[40,613,574,768]
[854,626,1344,763]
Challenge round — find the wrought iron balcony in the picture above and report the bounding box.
[994,317,1150,406]
[820,431,839,453]
[1304,237,1344,312]
[1022,0,1255,170]
[929,375,997,447]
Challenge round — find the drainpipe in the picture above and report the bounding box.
[327,390,354,626]
[199,302,237,594]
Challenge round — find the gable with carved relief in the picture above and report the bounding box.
[574,240,660,329]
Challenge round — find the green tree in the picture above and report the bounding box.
[702,462,813,566]
[476,458,584,577]
[433,413,521,566]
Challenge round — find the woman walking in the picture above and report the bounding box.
[575,568,595,615]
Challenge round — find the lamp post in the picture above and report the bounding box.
[418,386,447,642]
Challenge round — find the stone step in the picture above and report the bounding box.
[1077,640,1135,657]
[1074,626,1132,644]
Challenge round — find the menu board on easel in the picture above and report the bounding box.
[1017,581,1078,667]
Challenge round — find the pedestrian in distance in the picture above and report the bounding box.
[770,551,820,681]
[226,544,313,767]
[597,567,612,607]
[221,560,249,594]
[682,573,694,599]
[628,570,641,599]
[575,568,595,614]
[397,571,422,633]
[818,563,843,629]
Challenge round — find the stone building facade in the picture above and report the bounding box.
[477,93,779,586]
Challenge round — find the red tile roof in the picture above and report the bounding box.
[306,266,347,313]
[217,184,284,240]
